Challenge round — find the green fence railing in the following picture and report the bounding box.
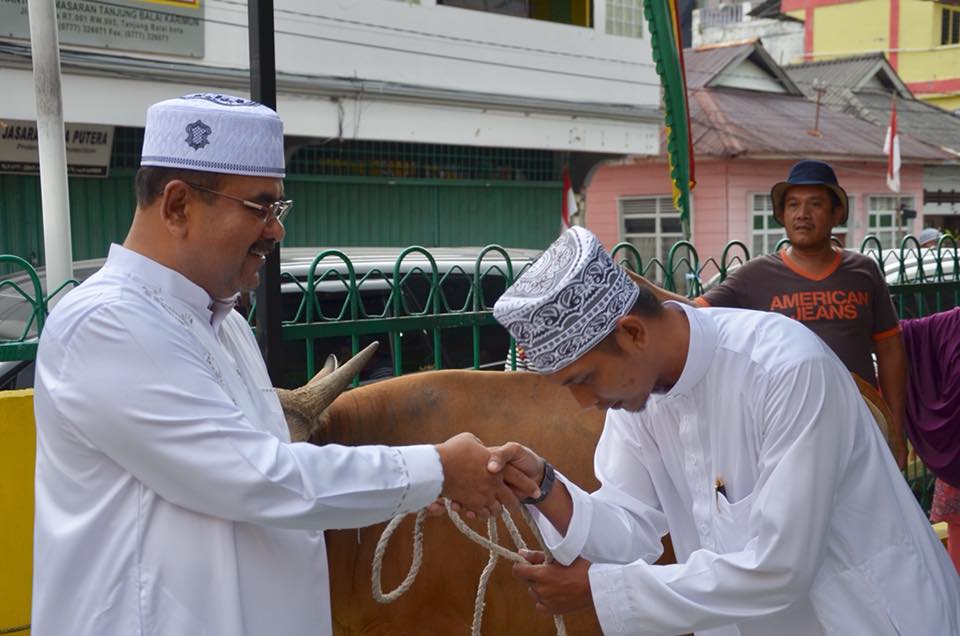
[3,237,958,511]
[0,255,82,364]
[249,245,534,389]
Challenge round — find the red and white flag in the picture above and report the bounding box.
[883,99,901,193]
[562,166,576,228]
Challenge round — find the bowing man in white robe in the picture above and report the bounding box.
[488,226,960,636]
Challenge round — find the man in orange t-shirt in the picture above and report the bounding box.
[637,160,908,467]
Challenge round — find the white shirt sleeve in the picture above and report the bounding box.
[42,304,443,531]
[587,358,856,635]
[530,412,670,566]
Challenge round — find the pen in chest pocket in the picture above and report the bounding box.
[714,477,726,510]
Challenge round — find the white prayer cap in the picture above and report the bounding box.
[918,228,942,245]
[494,226,639,374]
[140,93,285,178]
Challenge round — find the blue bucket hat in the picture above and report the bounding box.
[771,160,849,226]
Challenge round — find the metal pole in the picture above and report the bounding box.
[248,0,283,382]
[28,0,73,303]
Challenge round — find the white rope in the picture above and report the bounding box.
[371,509,426,603]
[372,499,567,636]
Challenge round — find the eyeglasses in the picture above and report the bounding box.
[186,182,293,225]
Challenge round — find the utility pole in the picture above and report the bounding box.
[248,0,283,382]
[28,0,74,303]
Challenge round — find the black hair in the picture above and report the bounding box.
[625,284,664,318]
[134,167,222,208]
[596,284,663,351]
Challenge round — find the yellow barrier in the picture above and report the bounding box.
[0,389,34,635]
[934,522,950,550]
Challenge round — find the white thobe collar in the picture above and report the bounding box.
[105,244,239,331]
[658,301,717,399]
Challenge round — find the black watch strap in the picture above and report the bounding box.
[521,460,555,505]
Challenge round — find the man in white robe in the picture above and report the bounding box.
[487,226,960,635]
[31,93,534,635]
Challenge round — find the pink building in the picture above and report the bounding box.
[584,41,949,282]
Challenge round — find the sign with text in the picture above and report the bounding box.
[0,0,204,58]
[0,120,115,177]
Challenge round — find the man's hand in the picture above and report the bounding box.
[487,442,545,498]
[623,268,695,305]
[512,550,596,616]
[436,433,530,519]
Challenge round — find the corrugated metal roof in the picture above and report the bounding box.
[748,0,802,20]
[685,42,757,89]
[853,93,960,156]
[784,55,960,155]
[686,88,951,161]
[784,55,911,99]
[685,40,803,95]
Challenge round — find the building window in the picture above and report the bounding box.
[620,195,684,286]
[867,195,913,249]
[606,0,643,38]
[750,194,785,256]
[942,7,960,46]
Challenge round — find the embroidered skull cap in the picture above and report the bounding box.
[140,93,285,178]
[493,226,639,374]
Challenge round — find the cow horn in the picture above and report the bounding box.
[278,342,380,442]
[309,354,339,383]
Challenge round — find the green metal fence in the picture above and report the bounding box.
[0,254,82,363]
[3,238,958,512]
[253,246,535,389]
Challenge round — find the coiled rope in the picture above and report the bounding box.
[372,499,567,636]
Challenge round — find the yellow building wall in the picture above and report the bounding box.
[812,0,889,58]
[924,93,960,111]
[789,0,960,105]
[897,3,960,97]
[0,390,34,635]
[899,2,937,50]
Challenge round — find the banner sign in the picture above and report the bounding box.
[0,120,115,177]
[0,0,204,58]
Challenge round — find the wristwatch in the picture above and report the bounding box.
[521,460,556,505]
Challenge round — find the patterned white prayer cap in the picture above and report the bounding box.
[140,93,285,178]
[494,226,639,374]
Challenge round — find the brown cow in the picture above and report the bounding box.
[277,343,679,635]
[278,344,605,635]
[316,369,609,636]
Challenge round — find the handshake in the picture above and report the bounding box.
[434,433,547,519]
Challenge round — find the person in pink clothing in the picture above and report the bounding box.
[931,481,960,573]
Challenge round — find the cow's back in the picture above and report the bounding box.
[318,370,606,635]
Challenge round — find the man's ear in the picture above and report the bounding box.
[613,314,648,353]
[159,180,192,238]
